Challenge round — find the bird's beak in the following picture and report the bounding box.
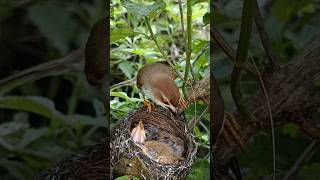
[138,121,144,130]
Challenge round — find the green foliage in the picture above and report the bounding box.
[0,1,105,179]
[115,175,139,180]
[121,0,166,18]
[111,0,210,178]
[215,0,320,179]
[110,28,144,44]
[187,159,210,180]
[298,163,320,180]
[28,2,78,54]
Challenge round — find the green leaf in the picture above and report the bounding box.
[314,80,320,87]
[203,12,210,25]
[17,128,48,149]
[187,159,210,180]
[111,92,140,102]
[28,2,77,54]
[298,163,320,180]
[271,0,312,23]
[0,117,29,137]
[111,28,142,43]
[115,176,139,180]
[0,160,35,180]
[282,123,299,138]
[0,96,56,119]
[93,99,106,117]
[120,0,166,18]
[64,115,106,127]
[119,61,135,79]
[0,96,104,128]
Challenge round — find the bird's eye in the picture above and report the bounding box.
[126,163,133,167]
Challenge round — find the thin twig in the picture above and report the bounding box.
[282,140,318,180]
[0,49,84,95]
[211,26,257,77]
[182,0,192,97]
[298,118,320,140]
[254,0,279,69]
[199,120,210,135]
[110,77,136,90]
[178,0,185,38]
[144,17,184,81]
[188,106,209,129]
[211,26,235,61]
[212,75,225,146]
[230,0,256,122]
[251,59,276,180]
[190,45,209,83]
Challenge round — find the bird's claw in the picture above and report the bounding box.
[144,100,154,112]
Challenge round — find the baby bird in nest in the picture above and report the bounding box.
[130,62,187,164]
[131,62,187,144]
[142,141,185,164]
[130,121,185,164]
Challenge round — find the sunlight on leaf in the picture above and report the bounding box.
[121,0,166,18]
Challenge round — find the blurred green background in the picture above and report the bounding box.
[214,0,320,179]
[0,0,319,179]
[0,0,106,179]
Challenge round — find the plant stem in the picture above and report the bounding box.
[144,16,184,80]
[178,0,185,38]
[182,0,192,97]
[230,0,255,122]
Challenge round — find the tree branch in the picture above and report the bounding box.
[282,140,318,180]
[254,0,280,70]
[213,35,320,177]
[211,26,257,76]
[0,49,84,95]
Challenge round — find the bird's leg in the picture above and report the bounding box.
[143,99,154,112]
[141,93,154,112]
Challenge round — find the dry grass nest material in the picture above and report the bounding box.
[111,105,197,179]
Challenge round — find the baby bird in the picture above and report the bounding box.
[131,121,146,144]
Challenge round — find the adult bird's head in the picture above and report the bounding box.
[137,62,187,112]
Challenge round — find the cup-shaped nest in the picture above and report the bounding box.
[110,105,197,179]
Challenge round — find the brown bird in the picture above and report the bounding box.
[136,62,187,112]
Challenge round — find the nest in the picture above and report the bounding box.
[110,106,197,180]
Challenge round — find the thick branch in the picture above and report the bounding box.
[215,35,320,164]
